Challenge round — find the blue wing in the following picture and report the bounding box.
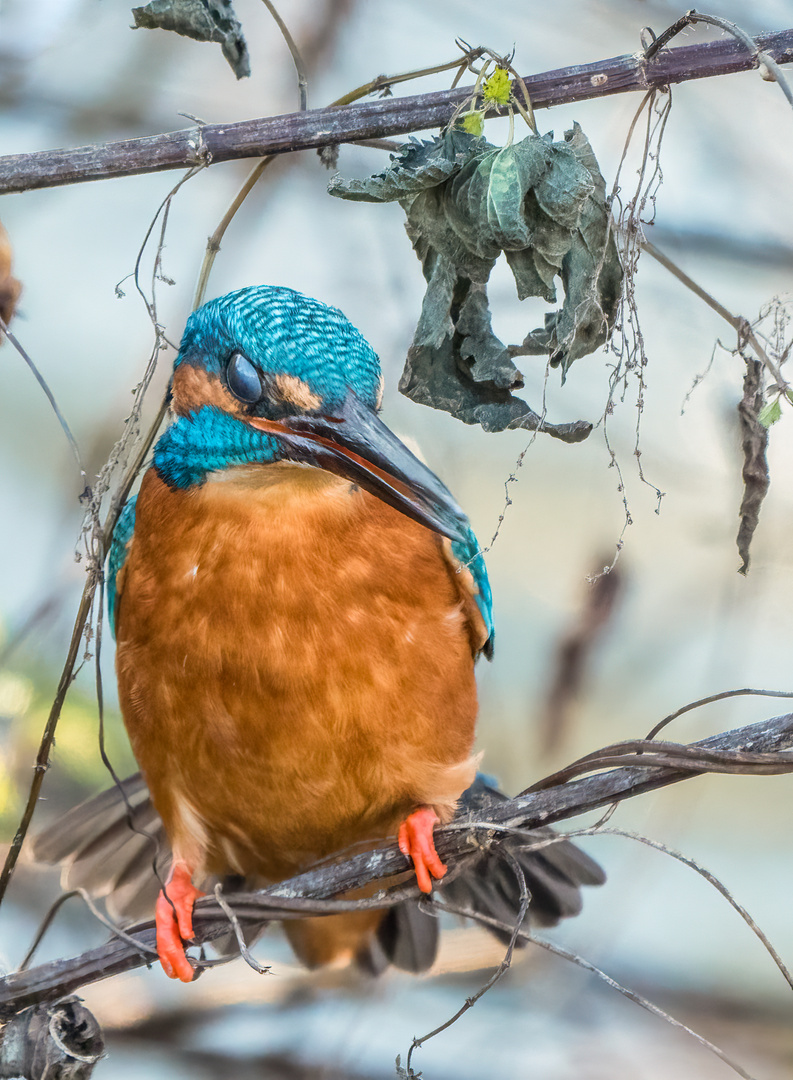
[107,496,137,638]
[451,524,494,658]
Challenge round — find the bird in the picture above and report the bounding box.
[34,286,604,981]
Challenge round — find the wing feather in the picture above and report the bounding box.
[445,525,494,658]
[107,496,137,637]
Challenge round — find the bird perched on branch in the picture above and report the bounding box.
[35,286,603,981]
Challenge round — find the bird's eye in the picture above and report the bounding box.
[226,352,262,404]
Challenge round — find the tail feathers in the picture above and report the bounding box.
[31,771,605,969]
[356,899,439,975]
[444,774,605,941]
[31,772,169,924]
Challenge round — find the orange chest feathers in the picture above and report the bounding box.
[113,464,485,879]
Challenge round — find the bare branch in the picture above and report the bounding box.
[2,711,792,1018]
[2,29,792,194]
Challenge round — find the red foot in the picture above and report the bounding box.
[398,806,446,893]
[155,862,205,982]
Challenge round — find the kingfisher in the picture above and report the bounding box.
[35,286,603,981]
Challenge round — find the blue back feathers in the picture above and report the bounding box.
[107,495,137,636]
[452,529,494,652]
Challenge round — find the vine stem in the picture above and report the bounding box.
[642,239,789,390]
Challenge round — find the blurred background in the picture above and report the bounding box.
[1,0,793,1076]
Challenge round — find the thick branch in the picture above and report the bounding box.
[1,711,792,1018]
[1,29,792,194]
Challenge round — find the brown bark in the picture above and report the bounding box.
[1,29,791,194]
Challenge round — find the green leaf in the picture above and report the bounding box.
[483,68,512,105]
[758,398,783,428]
[461,111,484,136]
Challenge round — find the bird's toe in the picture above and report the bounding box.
[398,806,447,893]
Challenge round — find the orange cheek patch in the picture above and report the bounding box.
[171,365,246,418]
[273,374,322,413]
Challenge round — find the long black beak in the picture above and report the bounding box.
[247,390,469,543]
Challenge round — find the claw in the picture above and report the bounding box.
[155,861,205,982]
[398,806,446,893]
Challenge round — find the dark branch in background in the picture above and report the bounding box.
[2,711,792,1019]
[540,562,623,756]
[1,29,792,193]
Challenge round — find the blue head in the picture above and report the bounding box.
[153,286,470,544]
[176,286,383,414]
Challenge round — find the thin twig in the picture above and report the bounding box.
[330,46,487,108]
[259,0,308,110]
[75,889,159,959]
[588,827,793,993]
[642,239,789,390]
[192,156,275,310]
[212,885,272,975]
[17,892,82,973]
[0,166,202,913]
[405,852,530,1075]
[0,588,96,908]
[192,0,308,309]
[646,686,793,741]
[602,85,672,559]
[0,315,87,492]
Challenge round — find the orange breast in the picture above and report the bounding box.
[114,464,482,882]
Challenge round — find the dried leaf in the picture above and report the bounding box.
[132,0,250,79]
[516,124,623,375]
[327,131,481,204]
[399,278,592,443]
[736,358,770,574]
[0,219,21,329]
[329,121,620,437]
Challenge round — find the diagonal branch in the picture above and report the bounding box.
[1,711,792,1019]
[1,29,792,194]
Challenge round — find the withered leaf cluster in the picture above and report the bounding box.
[329,125,622,442]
